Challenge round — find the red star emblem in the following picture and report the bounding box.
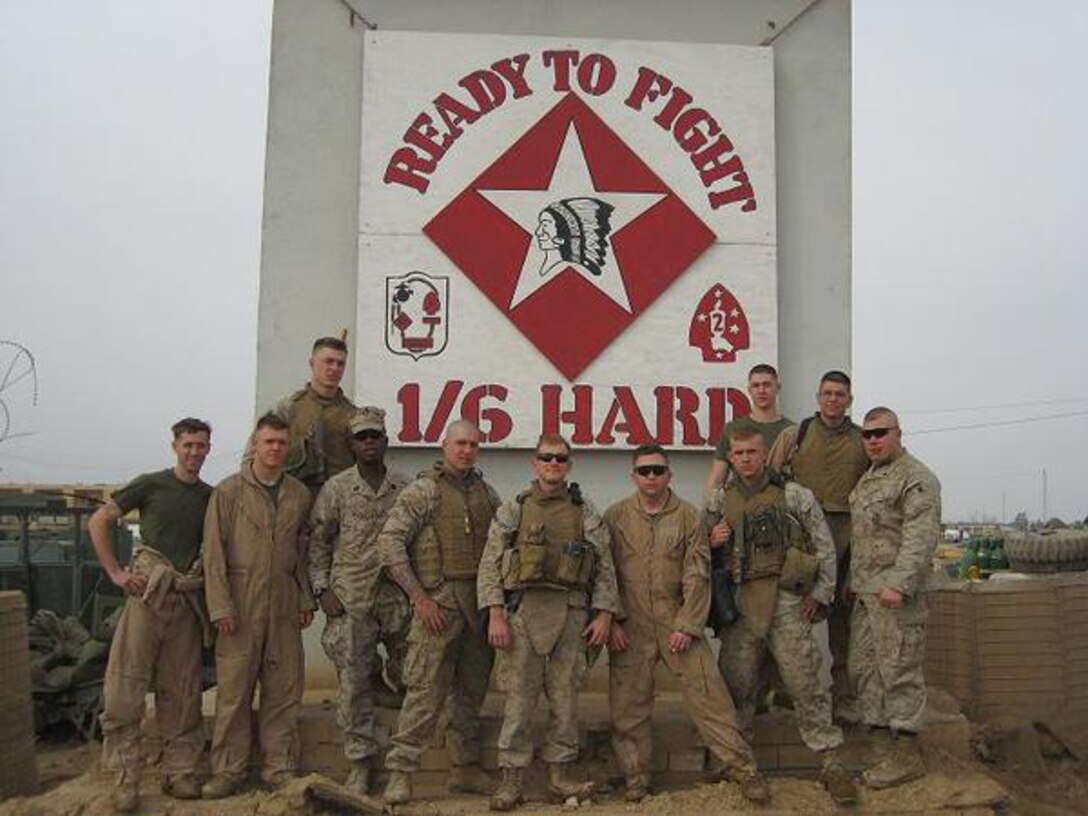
[424,93,715,380]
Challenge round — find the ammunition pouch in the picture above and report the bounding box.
[285,436,323,485]
[507,524,595,590]
[411,527,444,590]
[744,506,786,581]
[778,547,819,596]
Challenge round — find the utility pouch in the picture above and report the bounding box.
[745,507,785,580]
[555,539,596,587]
[516,524,548,583]
[778,547,820,596]
[411,527,444,590]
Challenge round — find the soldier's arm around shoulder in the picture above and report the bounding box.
[884,464,942,596]
[477,498,520,610]
[203,481,238,623]
[786,482,836,605]
[377,477,437,567]
[767,424,798,473]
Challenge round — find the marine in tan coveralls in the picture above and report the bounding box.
[604,444,768,805]
[309,407,411,796]
[478,435,619,810]
[91,418,214,812]
[849,406,941,789]
[768,370,869,715]
[708,428,858,805]
[202,414,316,799]
[380,420,501,806]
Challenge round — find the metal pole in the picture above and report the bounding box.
[71,510,83,619]
[20,510,33,611]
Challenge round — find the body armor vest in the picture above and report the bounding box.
[283,388,356,488]
[789,416,868,513]
[722,479,788,583]
[511,487,593,590]
[411,466,494,588]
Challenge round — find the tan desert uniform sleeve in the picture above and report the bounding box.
[203,477,240,623]
[378,477,438,567]
[675,503,711,636]
[308,477,341,596]
[476,497,520,610]
[583,498,619,614]
[767,424,799,473]
[784,481,837,606]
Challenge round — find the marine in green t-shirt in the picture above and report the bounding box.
[704,363,794,498]
[112,468,212,572]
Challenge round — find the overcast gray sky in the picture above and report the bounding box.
[1,0,1086,523]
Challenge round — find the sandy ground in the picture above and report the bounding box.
[3,735,1085,816]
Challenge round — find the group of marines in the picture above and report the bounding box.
[91,338,941,813]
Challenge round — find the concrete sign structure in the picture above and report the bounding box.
[359,32,777,449]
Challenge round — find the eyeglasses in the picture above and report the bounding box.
[353,430,385,440]
[536,453,570,463]
[861,427,898,440]
[634,465,669,477]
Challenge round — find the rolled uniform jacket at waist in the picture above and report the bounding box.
[134,545,213,646]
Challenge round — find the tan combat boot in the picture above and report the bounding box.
[547,762,594,802]
[624,773,651,802]
[161,773,201,800]
[489,768,524,811]
[345,760,371,797]
[202,770,246,799]
[863,731,926,789]
[111,771,139,814]
[448,763,495,795]
[820,750,859,805]
[384,770,412,805]
[736,767,771,804]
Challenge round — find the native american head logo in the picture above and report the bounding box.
[689,283,750,363]
[386,271,449,360]
[535,197,615,279]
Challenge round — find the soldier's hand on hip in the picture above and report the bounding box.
[215,616,237,637]
[709,521,732,549]
[110,567,147,597]
[300,609,315,629]
[583,611,613,648]
[488,608,511,650]
[667,631,693,653]
[415,594,448,635]
[319,589,345,618]
[608,622,631,653]
[878,587,904,609]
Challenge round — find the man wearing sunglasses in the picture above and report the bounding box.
[477,435,619,810]
[768,370,869,717]
[849,407,941,790]
[708,428,858,806]
[380,420,502,806]
[605,445,769,805]
[308,407,411,796]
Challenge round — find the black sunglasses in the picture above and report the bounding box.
[861,427,897,440]
[536,453,570,463]
[634,465,669,477]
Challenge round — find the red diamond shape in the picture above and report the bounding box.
[424,93,715,380]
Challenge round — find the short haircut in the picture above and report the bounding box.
[444,418,481,440]
[863,406,900,426]
[820,370,852,392]
[536,433,572,454]
[312,336,348,355]
[255,412,290,433]
[727,426,765,448]
[631,443,669,465]
[172,417,211,439]
[748,363,779,380]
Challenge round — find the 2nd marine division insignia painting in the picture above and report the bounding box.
[386,271,449,360]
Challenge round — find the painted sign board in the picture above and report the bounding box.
[357,32,776,448]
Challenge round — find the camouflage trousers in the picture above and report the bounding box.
[849,593,928,733]
[497,606,588,768]
[373,581,410,691]
[719,592,844,752]
[385,584,494,772]
[321,583,410,761]
[100,592,205,782]
[825,512,854,708]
